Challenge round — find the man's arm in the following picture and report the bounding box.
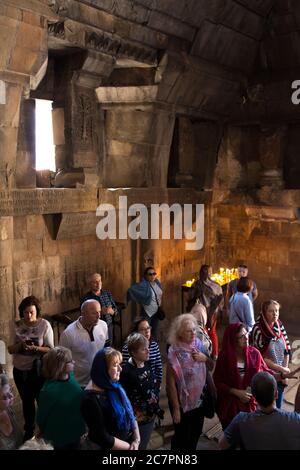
[218,414,241,450]
[219,433,231,450]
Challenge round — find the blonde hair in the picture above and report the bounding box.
[168,313,199,345]
[104,347,122,368]
[42,346,72,381]
[261,300,281,316]
[126,333,149,357]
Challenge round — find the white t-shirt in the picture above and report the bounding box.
[59,318,108,387]
[12,318,54,371]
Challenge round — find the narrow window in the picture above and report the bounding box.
[35,99,55,171]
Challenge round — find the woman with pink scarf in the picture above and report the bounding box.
[166,314,214,451]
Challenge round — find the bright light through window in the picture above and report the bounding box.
[35,99,56,171]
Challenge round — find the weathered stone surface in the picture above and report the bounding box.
[0,188,98,216]
[191,21,257,74]
[56,211,98,239]
[96,85,158,103]
[52,107,65,145]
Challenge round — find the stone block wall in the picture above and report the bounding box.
[212,203,300,333]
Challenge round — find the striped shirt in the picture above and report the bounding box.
[122,339,163,383]
[250,319,291,361]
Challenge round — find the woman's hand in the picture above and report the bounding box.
[129,438,140,450]
[172,408,181,424]
[233,389,252,403]
[191,350,207,363]
[102,306,115,316]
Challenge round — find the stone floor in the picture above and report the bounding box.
[148,348,300,451]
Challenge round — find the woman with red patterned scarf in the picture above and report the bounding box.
[214,323,273,429]
[250,300,292,409]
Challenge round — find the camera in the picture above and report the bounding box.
[155,407,165,420]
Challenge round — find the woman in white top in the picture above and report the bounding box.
[8,296,54,442]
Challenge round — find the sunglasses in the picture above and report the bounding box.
[148,272,157,276]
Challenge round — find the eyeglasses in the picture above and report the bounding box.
[236,332,249,339]
[139,327,151,332]
[147,272,156,276]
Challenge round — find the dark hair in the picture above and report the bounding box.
[238,264,248,269]
[251,372,277,407]
[261,300,281,316]
[130,317,150,333]
[144,266,155,276]
[18,296,41,318]
[236,277,253,293]
[199,264,210,281]
[236,323,247,336]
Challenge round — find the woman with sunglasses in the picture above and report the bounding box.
[127,267,163,339]
[0,374,22,449]
[122,318,162,386]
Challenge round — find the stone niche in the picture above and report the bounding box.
[168,117,222,190]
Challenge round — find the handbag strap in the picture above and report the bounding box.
[149,283,159,306]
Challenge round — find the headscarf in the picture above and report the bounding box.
[250,314,290,356]
[90,349,136,433]
[216,323,256,389]
[168,338,206,413]
[213,323,272,428]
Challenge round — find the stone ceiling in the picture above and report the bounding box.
[33,0,299,123]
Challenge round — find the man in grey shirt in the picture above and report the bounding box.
[219,371,300,450]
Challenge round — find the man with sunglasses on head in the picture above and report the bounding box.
[127,267,163,339]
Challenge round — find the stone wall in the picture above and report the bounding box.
[213,203,300,333]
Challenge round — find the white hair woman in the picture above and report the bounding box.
[0,374,22,450]
[166,313,214,450]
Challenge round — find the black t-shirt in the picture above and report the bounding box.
[81,389,131,449]
[120,361,159,424]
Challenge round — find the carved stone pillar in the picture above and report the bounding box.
[54,51,115,187]
[259,126,286,189]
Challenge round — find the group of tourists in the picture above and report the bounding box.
[1,263,300,451]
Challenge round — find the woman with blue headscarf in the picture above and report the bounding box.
[80,348,140,450]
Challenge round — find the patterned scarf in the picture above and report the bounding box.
[168,338,206,413]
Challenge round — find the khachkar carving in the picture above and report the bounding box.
[73,91,94,148]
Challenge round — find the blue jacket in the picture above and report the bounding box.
[127,279,162,306]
